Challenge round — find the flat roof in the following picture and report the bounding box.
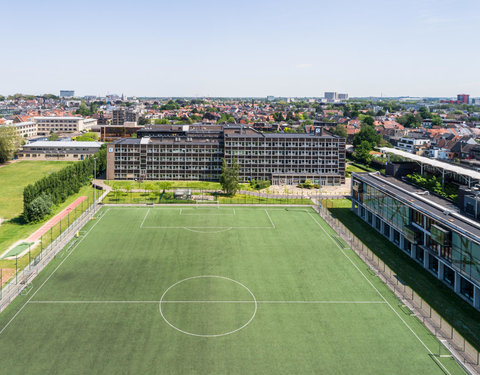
[379,147,480,181]
[354,172,480,243]
[24,141,103,148]
[34,117,84,120]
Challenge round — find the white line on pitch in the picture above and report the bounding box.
[306,212,452,375]
[139,208,150,228]
[0,209,111,337]
[264,209,275,229]
[29,300,386,304]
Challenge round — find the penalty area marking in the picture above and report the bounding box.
[140,208,275,233]
[179,207,236,216]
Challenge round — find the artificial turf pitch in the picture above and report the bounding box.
[0,207,466,374]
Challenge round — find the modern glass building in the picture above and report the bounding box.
[351,172,480,309]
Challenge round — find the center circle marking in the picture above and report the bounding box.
[159,275,257,338]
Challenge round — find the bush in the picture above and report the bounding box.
[298,179,314,189]
[249,179,271,190]
[24,193,53,223]
[406,173,458,201]
[23,147,106,223]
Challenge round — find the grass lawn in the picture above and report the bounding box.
[324,198,480,351]
[106,180,251,190]
[0,207,464,374]
[0,185,96,266]
[0,161,74,220]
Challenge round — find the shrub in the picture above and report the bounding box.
[249,179,271,190]
[24,193,53,223]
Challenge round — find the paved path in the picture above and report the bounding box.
[27,197,88,242]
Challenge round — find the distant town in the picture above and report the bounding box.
[1,91,480,168]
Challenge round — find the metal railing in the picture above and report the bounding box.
[0,189,110,313]
[316,203,480,375]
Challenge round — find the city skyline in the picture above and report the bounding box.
[2,0,479,97]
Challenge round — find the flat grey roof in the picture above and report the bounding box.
[24,141,103,148]
[379,147,480,181]
[353,172,480,243]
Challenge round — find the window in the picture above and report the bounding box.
[428,254,438,274]
[443,266,455,286]
[415,248,424,263]
[393,230,400,246]
[460,277,474,302]
[412,210,424,227]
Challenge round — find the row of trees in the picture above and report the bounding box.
[23,147,107,222]
[0,126,22,163]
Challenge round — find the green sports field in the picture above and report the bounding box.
[0,207,465,374]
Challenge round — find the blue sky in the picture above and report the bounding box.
[2,0,479,97]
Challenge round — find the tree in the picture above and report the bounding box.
[219,158,240,196]
[24,193,53,223]
[354,140,374,165]
[353,123,380,148]
[0,126,21,163]
[48,132,59,141]
[431,115,443,127]
[397,113,421,128]
[331,124,347,138]
[154,118,170,125]
[361,116,374,127]
[75,103,91,116]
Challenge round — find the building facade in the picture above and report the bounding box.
[351,172,480,309]
[0,122,38,138]
[106,124,345,184]
[60,90,75,98]
[112,109,139,125]
[34,117,97,135]
[17,141,103,161]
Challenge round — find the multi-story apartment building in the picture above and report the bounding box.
[351,172,480,309]
[106,124,345,184]
[34,117,97,135]
[0,121,38,138]
[60,90,75,98]
[112,109,139,125]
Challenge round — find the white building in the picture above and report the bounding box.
[395,137,430,153]
[0,122,38,138]
[324,92,349,102]
[34,117,97,135]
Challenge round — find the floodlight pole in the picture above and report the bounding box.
[94,157,97,213]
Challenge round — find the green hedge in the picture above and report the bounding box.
[23,147,106,222]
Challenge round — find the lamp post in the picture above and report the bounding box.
[94,157,97,213]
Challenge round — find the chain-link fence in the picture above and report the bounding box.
[316,203,480,374]
[103,187,348,206]
[0,193,104,313]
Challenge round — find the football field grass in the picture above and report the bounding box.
[0,207,466,374]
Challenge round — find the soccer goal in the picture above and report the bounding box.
[195,200,220,209]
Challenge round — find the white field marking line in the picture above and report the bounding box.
[264,209,275,229]
[139,207,150,228]
[28,300,387,304]
[307,212,452,375]
[141,226,273,230]
[159,275,258,338]
[0,208,111,337]
[179,207,235,216]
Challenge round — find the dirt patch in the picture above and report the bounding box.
[1,268,15,287]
